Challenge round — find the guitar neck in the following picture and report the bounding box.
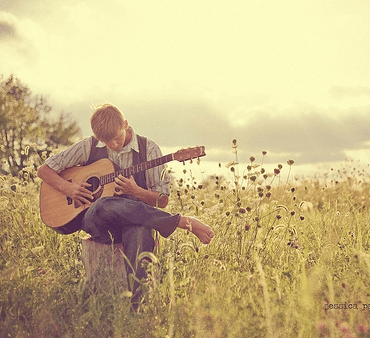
[100,153,174,186]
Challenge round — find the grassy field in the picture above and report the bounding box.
[1,148,370,337]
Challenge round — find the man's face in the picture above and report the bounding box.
[104,128,127,152]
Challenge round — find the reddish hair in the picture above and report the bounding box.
[90,104,125,142]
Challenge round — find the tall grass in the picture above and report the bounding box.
[1,144,370,337]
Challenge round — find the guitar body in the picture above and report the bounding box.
[40,158,116,228]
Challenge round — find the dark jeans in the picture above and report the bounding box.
[81,196,180,310]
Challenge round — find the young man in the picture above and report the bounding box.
[37,103,214,310]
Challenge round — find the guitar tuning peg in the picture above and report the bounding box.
[190,159,193,164]
[182,161,185,165]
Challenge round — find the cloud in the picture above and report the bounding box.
[0,22,17,40]
[55,89,370,167]
[0,12,20,41]
[330,85,370,100]
[229,106,370,164]
[126,100,370,166]
[0,11,39,66]
[54,93,233,148]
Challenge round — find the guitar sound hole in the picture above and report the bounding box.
[86,176,100,202]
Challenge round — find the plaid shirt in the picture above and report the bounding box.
[45,127,170,195]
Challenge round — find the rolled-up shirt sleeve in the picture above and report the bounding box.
[145,139,171,195]
[45,137,92,173]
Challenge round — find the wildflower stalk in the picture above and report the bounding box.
[245,218,260,257]
[231,139,240,201]
[167,255,175,338]
[284,159,295,191]
[255,254,272,337]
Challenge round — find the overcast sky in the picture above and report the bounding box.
[1,0,370,175]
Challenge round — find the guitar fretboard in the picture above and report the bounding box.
[99,153,174,186]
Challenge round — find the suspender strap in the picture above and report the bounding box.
[86,136,108,165]
[132,135,148,190]
[87,135,148,190]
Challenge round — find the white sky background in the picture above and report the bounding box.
[1,0,370,178]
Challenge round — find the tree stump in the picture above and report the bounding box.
[81,238,128,291]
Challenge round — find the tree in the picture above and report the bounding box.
[44,111,81,149]
[0,74,82,176]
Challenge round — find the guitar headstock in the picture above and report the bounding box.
[174,146,206,163]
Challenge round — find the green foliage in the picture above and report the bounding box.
[0,74,81,176]
[1,143,370,337]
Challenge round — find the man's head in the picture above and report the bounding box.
[90,104,129,150]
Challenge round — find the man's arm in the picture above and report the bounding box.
[38,163,94,208]
[38,137,94,207]
[114,175,168,208]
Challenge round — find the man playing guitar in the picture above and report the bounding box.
[38,103,214,311]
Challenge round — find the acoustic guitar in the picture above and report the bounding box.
[39,146,205,228]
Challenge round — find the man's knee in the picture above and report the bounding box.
[86,197,112,222]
